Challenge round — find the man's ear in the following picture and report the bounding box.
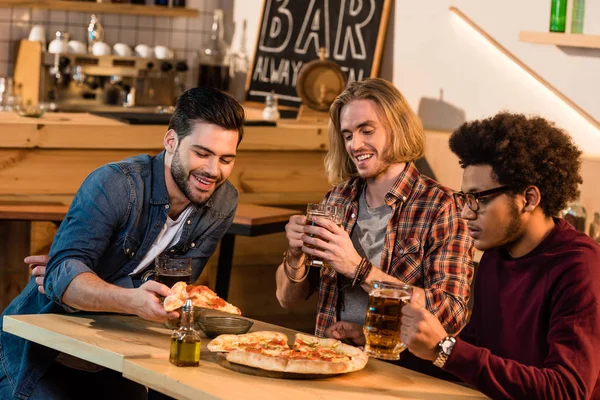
[523,186,541,212]
[164,129,178,154]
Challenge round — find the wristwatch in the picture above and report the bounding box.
[433,336,456,368]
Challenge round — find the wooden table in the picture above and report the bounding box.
[2,313,487,400]
[0,203,298,309]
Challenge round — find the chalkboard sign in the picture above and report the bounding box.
[246,0,392,108]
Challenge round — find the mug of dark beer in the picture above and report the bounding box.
[363,281,413,360]
[303,203,344,268]
[141,255,192,288]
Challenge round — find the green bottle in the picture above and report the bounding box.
[549,0,567,33]
[571,0,585,34]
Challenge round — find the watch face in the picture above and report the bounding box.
[441,338,455,355]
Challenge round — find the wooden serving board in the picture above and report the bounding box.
[214,353,342,380]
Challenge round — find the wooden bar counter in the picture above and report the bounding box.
[0,111,332,206]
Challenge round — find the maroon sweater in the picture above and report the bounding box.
[444,219,600,399]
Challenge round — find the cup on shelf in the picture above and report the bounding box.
[92,41,111,56]
[154,45,174,60]
[28,25,46,46]
[67,40,87,55]
[113,43,133,57]
[134,44,154,58]
[48,31,69,54]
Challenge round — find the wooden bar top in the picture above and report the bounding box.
[3,314,487,400]
[0,110,329,152]
[0,203,298,227]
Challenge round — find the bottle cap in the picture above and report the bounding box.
[182,298,193,313]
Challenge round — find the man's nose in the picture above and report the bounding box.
[351,134,363,151]
[460,205,477,220]
[205,157,219,176]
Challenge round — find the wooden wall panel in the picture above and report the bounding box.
[0,149,331,206]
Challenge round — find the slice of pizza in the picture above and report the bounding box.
[162,282,241,315]
[187,284,241,315]
[163,282,188,312]
[207,331,289,355]
[208,331,369,375]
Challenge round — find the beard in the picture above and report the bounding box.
[360,147,396,180]
[499,200,527,250]
[171,147,221,206]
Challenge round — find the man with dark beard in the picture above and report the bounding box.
[275,78,474,339]
[401,113,600,399]
[0,87,245,399]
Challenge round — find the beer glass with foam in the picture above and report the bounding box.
[363,281,413,360]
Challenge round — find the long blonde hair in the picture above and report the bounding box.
[324,78,424,184]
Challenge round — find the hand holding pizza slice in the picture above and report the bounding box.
[163,282,241,315]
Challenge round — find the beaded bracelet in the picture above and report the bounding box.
[351,258,373,287]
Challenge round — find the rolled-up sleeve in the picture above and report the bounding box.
[422,202,474,334]
[44,165,130,311]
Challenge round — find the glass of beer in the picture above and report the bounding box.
[363,281,413,360]
[142,256,192,288]
[303,203,344,268]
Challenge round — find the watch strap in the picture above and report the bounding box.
[433,336,455,368]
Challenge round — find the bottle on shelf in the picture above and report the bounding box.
[549,0,567,33]
[262,92,280,121]
[154,0,168,6]
[169,299,201,367]
[197,9,230,92]
[172,0,186,7]
[571,0,585,34]
[560,196,587,233]
[87,15,104,54]
[228,19,249,103]
[589,212,600,243]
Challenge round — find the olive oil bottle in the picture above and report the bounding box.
[169,299,201,367]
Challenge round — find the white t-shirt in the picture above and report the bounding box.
[129,205,194,276]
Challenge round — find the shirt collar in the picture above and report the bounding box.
[150,150,170,205]
[386,162,419,205]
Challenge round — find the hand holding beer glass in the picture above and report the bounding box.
[303,203,344,268]
[363,281,413,360]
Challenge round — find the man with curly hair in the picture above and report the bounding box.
[401,112,600,399]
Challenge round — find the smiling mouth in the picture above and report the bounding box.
[192,174,217,190]
[355,154,373,162]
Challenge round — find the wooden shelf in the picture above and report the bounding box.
[520,31,600,49]
[0,0,199,17]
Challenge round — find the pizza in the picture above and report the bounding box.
[208,331,368,375]
[163,282,241,315]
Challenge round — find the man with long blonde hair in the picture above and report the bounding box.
[275,78,474,341]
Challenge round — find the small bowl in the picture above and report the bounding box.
[16,104,47,118]
[164,306,209,330]
[197,316,253,338]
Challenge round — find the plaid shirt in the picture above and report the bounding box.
[312,162,474,337]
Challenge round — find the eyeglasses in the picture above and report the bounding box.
[453,185,511,213]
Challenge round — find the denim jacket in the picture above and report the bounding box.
[0,151,238,399]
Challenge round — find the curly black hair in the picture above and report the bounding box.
[449,112,582,217]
